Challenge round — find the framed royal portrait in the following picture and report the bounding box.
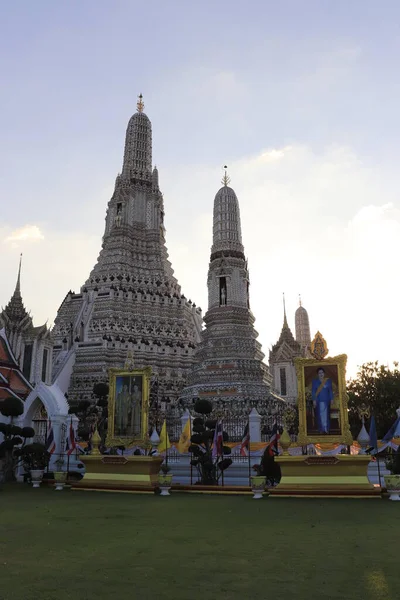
[295,354,353,446]
[106,367,151,447]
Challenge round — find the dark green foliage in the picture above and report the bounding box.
[218,458,233,471]
[385,447,400,475]
[0,397,24,417]
[10,425,22,435]
[190,406,232,485]
[16,443,50,471]
[347,362,400,438]
[0,398,34,482]
[93,382,109,400]
[73,381,109,444]
[192,421,205,433]
[21,427,35,438]
[193,399,213,415]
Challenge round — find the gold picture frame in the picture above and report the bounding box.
[295,354,353,446]
[106,367,151,447]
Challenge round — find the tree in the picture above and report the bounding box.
[347,362,400,438]
[189,399,232,485]
[0,397,34,482]
[68,383,109,445]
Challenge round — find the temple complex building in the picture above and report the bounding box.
[180,171,282,418]
[0,256,53,386]
[269,298,312,403]
[51,96,202,408]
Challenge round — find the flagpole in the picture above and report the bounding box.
[221,420,224,488]
[190,414,193,486]
[248,417,251,486]
[165,417,168,468]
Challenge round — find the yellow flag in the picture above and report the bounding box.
[158,420,171,452]
[177,418,191,454]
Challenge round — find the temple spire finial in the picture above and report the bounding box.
[283,293,288,328]
[137,93,144,113]
[221,165,231,187]
[16,254,22,294]
[299,294,302,307]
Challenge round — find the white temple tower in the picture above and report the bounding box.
[51,96,202,407]
[295,296,311,356]
[180,171,281,415]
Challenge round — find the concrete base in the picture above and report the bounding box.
[271,454,381,498]
[72,455,163,492]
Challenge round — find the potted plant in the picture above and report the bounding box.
[384,448,400,501]
[158,464,173,496]
[18,443,50,488]
[53,456,67,491]
[251,464,267,499]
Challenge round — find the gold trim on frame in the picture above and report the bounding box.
[295,354,353,446]
[105,367,151,448]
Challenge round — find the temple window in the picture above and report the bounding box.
[280,367,287,396]
[22,344,33,380]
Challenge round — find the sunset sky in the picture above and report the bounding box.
[1,1,400,377]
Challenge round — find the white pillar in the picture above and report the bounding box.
[249,407,261,443]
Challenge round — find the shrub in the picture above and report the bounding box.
[385,447,400,475]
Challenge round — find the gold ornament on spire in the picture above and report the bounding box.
[310,331,329,360]
[221,165,231,187]
[137,93,144,113]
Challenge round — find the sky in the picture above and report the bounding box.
[1,0,400,378]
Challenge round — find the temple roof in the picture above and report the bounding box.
[0,328,32,400]
[2,255,30,325]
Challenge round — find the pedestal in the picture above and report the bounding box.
[73,455,163,492]
[271,454,380,497]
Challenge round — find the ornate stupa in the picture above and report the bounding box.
[52,96,202,406]
[295,295,311,356]
[180,169,281,415]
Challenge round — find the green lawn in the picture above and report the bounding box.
[0,485,398,600]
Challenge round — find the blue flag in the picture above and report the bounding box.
[369,416,378,451]
[383,416,400,442]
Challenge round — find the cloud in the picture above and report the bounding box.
[4,224,44,244]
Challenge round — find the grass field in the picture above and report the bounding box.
[0,485,398,600]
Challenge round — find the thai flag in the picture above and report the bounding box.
[267,422,280,456]
[240,424,250,456]
[66,420,76,456]
[45,419,56,454]
[212,421,224,458]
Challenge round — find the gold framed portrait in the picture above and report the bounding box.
[295,354,353,446]
[106,367,151,447]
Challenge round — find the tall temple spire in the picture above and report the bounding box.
[181,174,276,412]
[295,295,311,351]
[122,93,152,178]
[211,175,243,257]
[283,292,288,328]
[3,254,29,323]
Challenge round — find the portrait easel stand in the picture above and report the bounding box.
[74,363,163,492]
[272,334,380,498]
